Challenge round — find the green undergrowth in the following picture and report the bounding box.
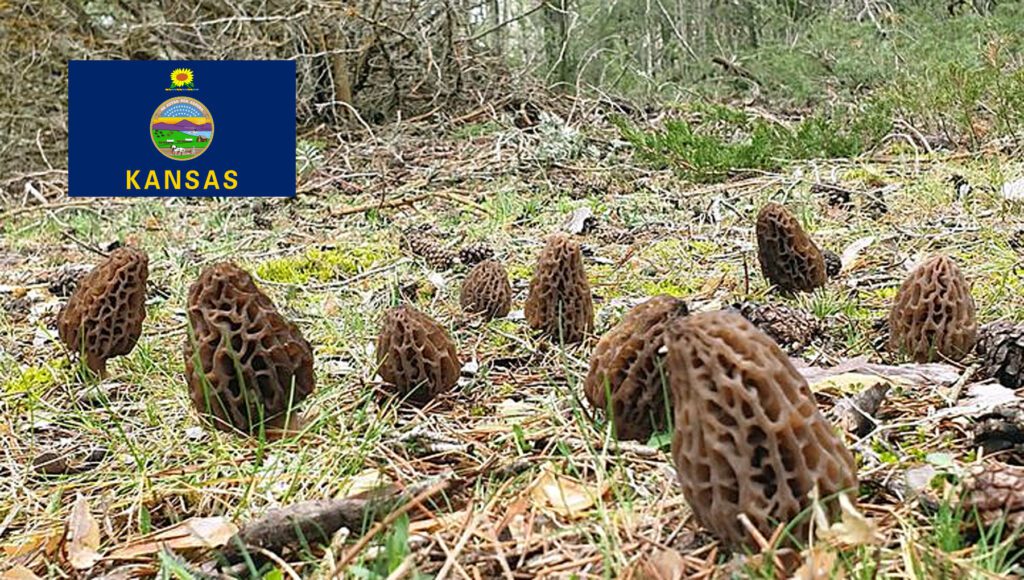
[255,245,394,284]
[613,103,892,182]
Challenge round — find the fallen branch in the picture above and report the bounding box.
[329,193,431,217]
[216,475,455,566]
[332,478,452,573]
[711,56,762,87]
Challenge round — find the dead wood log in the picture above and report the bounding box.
[215,476,455,566]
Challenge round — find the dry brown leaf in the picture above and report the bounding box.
[789,549,842,580]
[108,517,238,559]
[337,468,388,498]
[808,372,892,395]
[66,494,102,570]
[530,467,607,519]
[630,548,687,580]
[0,566,43,580]
[1,529,62,560]
[814,492,880,547]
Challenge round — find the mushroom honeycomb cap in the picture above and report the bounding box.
[183,262,315,434]
[888,254,976,363]
[756,203,827,293]
[524,234,594,343]
[667,310,857,549]
[376,305,460,403]
[460,259,512,320]
[57,246,149,375]
[584,295,689,441]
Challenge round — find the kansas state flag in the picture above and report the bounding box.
[69,61,296,197]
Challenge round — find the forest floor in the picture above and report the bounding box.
[3,94,1024,578]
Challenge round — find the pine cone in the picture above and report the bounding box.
[402,229,456,270]
[978,321,1024,389]
[735,302,821,353]
[458,242,495,266]
[823,249,842,278]
[961,462,1024,532]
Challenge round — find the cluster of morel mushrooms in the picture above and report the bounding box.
[57,201,1002,553]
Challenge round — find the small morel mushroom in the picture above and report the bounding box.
[524,234,594,343]
[667,310,858,550]
[756,203,827,293]
[460,259,512,320]
[977,321,1024,389]
[584,295,689,442]
[183,263,315,435]
[376,305,460,404]
[888,254,976,363]
[57,247,149,376]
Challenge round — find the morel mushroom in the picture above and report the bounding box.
[667,310,857,550]
[524,234,594,343]
[584,295,689,441]
[460,259,512,320]
[888,254,976,363]
[376,305,460,404]
[57,246,149,376]
[756,203,827,293]
[183,262,315,435]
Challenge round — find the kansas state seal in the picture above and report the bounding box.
[150,95,213,161]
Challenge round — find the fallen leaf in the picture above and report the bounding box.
[789,549,841,580]
[796,357,961,388]
[904,465,938,494]
[562,206,595,235]
[940,382,1020,418]
[0,566,42,580]
[926,452,955,470]
[631,548,687,580]
[1001,177,1024,202]
[814,492,880,547]
[1,529,62,560]
[840,236,874,269]
[337,468,388,498]
[809,372,892,395]
[66,494,102,569]
[530,467,607,519]
[108,517,238,559]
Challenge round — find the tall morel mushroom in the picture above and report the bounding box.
[57,246,149,376]
[584,295,689,442]
[460,259,512,320]
[376,305,460,404]
[756,202,827,293]
[183,262,315,435]
[667,310,858,550]
[888,254,976,363]
[524,234,594,343]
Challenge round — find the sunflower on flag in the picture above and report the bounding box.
[167,68,196,91]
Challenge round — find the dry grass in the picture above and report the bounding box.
[2,99,1024,578]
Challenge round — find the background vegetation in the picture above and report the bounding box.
[2,0,1024,578]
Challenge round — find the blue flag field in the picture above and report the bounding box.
[69,60,296,197]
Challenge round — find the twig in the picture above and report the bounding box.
[0,200,128,223]
[461,3,546,43]
[333,478,453,573]
[330,193,431,217]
